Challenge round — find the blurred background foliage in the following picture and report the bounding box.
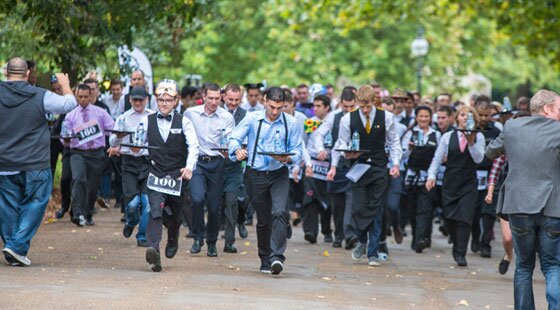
[1,0,559,99]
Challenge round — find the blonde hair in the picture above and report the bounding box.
[455,105,480,128]
[530,89,560,114]
[357,85,376,103]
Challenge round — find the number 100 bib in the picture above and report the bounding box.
[147,173,183,196]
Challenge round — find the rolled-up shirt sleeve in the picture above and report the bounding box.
[468,132,486,164]
[43,91,77,115]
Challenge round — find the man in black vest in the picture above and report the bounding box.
[311,90,358,248]
[143,79,199,272]
[0,57,77,266]
[328,85,402,267]
[472,95,502,258]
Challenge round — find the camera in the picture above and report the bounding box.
[51,74,58,83]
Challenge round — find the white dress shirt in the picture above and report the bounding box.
[110,108,155,157]
[401,125,442,162]
[103,95,124,119]
[139,112,200,172]
[240,101,264,112]
[184,105,235,157]
[427,131,485,180]
[331,108,403,167]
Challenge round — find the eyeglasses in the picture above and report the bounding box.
[155,79,178,97]
[157,98,176,105]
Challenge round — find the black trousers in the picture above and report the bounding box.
[447,219,471,258]
[302,178,332,238]
[146,189,184,251]
[247,167,290,263]
[302,201,332,238]
[407,185,435,247]
[59,150,72,214]
[69,149,105,219]
[110,155,124,207]
[50,139,64,177]
[190,158,225,244]
[330,192,346,242]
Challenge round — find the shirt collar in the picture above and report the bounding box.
[413,125,435,135]
[257,109,285,124]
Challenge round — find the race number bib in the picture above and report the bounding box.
[147,173,183,196]
[311,159,329,181]
[477,170,489,191]
[404,169,428,186]
[75,120,102,145]
[435,166,446,186]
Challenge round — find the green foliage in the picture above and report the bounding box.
[1,0,558,98]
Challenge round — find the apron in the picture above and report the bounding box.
[441,131,478,224]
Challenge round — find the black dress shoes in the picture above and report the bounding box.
[345,236,358,250]
[85,217,94,226]
[456,256,468,267]
[165,240,178,259]
[207,243,218,257]
[324,233,333,243]
[123,225,134,238]
[498,256,510,275]
[146,247,162,272]
[190,239,203,254]
[480,247,491,258]
[137,239,148,247]
[55,208,66,219]
[332,239,342,248]
[224,243,237,253]
[471,241,480,253]
[237,224,248,239]
[304,232,317,244]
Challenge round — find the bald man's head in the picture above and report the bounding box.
[5,57,29,80]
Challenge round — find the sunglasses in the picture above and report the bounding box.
[155,79,178,97]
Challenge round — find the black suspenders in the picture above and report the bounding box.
[250,113,289,168]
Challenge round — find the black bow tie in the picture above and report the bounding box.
[157,114,172,121]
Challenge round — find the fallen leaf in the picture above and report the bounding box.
[45,218,57,224]
[470,272,477,275]
[323,250,330,257]
[233,288,240,292]
[506,306,514,309]
[370,298,377,301]
[457,299,469,306]
[294,248,299,252]
[48,246,54,250]
[317,295,325,299]
[484,305,490,309]
[436,255,441,258]
[86,229,91,233]
[98,248,103,251]
[228,265,236,270]
[89,256,97,259]
[240,251,247,255]
[71,230,77,233]
[244,241,251,246]
[395,274,403,278]
[366,282,372,286]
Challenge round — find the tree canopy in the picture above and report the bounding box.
[1,0,558,98]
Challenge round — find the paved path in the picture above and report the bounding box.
[1,207,547,309]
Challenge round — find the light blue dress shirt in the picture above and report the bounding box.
[228,110,303,171]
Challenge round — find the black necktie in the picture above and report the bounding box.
[158,114,172,121]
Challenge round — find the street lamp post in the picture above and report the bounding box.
[410,27,429,95]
